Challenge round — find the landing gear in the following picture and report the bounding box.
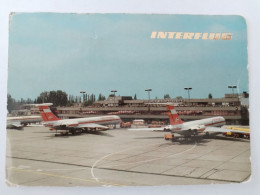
[55,130,69,136]
[164,128,170,132]
[205,132,210,138]
[193,129,198,135]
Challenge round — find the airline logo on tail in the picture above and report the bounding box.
[166,105,183,125]
[38,104,60,122]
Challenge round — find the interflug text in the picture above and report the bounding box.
[150,32,232,40]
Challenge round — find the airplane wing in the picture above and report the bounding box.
[205,126,250,134]
[77,123,110,130]
[128,127,165,131]
[7,122,23,129]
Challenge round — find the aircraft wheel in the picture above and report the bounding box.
[171,134,175,142]
[193,129,198,135]
[234,134,239,138]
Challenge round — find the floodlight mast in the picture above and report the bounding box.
[111,90,117,107]
[80,91,86,106]
[184,87,192,105]
[228,86,237,95]
[145,89,152,112]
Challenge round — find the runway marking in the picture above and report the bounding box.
[7,166,125,187]
[102,141,197,168]
[90,142,169,183]
[6,179,20,187]
[6,141,244,184]
[90,141,197,184]
[91,153,117,182]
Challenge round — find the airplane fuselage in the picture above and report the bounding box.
[166,116,225,135]
[44,115,121,129]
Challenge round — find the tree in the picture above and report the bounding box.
[36,90,68,106]
[7,94,16,113]
[164,94,170,99]
[75,96,79,103]
[176,96,183,100]
[134,94,137,100]
[25,98,34,104]
[56,90,68,106]
[36,91,49,103]
[208,93,213,99]
[98,93,106,101]
[83,93,96,106]
[109,94,115,97]
[68,95,75,103]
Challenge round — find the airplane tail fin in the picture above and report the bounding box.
[37,104,60,122]
[166,105,183,125]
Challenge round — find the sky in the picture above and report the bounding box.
[7,13,248,100]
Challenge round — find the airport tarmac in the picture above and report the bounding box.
[6,126,251,187]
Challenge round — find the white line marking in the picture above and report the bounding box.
[103,141,197,168]
[90,142,168,183]
[91,153,116,182]
[90,141,197,184]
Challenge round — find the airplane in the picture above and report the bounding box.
[129,104,250,140]
[6,115,42,129]
[36,103,121,134]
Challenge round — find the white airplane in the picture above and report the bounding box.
[129,104,250,139]
[7,115,42,129]
[37,103,121,134]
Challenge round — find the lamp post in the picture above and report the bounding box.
[228,86,237,106]
[184,87,192,105]
[145,89,152,112]
[111,90,117,107]
[80,91,86,106]
[145,89,152,102]
[228,86,237,95]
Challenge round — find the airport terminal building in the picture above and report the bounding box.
[52,93,249,125]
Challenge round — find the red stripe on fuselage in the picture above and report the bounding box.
[78,118,121,125]
[45,118,121,127]
[205,121,225,126]
[44,124,54,127]
[68,124,78,127]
